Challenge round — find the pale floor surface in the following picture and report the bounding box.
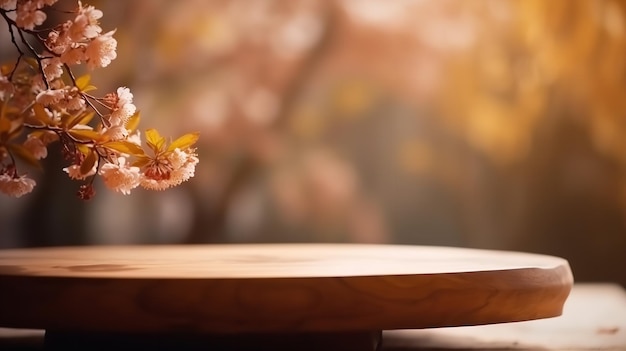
[384,283,626,350]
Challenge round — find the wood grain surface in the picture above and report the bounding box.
[0,244,573,333]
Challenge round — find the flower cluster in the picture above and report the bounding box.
[0,0,198,199]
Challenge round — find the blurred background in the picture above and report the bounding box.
[1,0,625,286]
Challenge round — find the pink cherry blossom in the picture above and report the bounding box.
[0,75,13,100]
[63,162,96,180]
[140,148,198,191]
[23,135,48,160]
[15,1,47,30]
[99,157,141,195]
[0,174,36,197]
[0,0,199,200]
[85,30,117,70]
[42,57,64,80]
[36,89,65,106]
[0,0,17,11]
[70,2,103,40]
[107,87,136,126]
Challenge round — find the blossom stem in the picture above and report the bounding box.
[82,93,112,110]
[63,62,78,84]
[63,63,107,120]
[81,93,107,120]
[5,149,18,177]
[23,123,95,145]
[1,10,25,80]
[16,27,49,90]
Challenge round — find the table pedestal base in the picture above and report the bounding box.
[44,330,382,351]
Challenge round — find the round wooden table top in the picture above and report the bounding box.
[0,244,573,333]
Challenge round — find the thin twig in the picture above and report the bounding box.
[23,123,96,145]
[82,92,112,110]
[1,11,25,79]
[63,63,108,121]
[16,27,49,89]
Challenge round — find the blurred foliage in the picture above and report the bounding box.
[1,0,625,285]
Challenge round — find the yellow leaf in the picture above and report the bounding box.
[131,155,152,168]
[0,116,10,135]
[8,122,23,141]
[82,85,97,93]
[167,132,199,152]
[75,74,91,91]
[125,111,140,133]
[77,111,95,126]
[0,64,13,76]
[28,131,59,144]
[67,111,95,129]
[0,102,21,140]
[7,144,41,170]
[33,103,53,125]
[24,57,39,70]
[27,131,44,138]
[145,128,165,153]
[80,149,97,175]
[0,100,5,120]
[67,129,102,143]
[76,144,90,155]
[103,141,145,156]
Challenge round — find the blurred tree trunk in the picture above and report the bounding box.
[18,144,89,247]
[183,1,337,244]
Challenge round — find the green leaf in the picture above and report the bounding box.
[103,140,145,156]
[167,132,199,152]
[7,143,42,170]
[80,149,97,175]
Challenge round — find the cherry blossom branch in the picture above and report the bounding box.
[15,28,50,89]
[23,123,93,145]
[0,1,199,199]
[0,8,50,88]
[2,13,24,80]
